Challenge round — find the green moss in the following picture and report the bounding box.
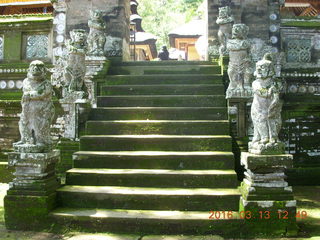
[0,91,22,100]
[282,21,320,28]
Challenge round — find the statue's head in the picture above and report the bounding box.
[70,29,87,44]
[218,6,232,18]
[254,53,275,79]
[232,24,249,40]
[90,9,104,20]
[28,60,46,81]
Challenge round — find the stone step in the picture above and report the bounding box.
[102,74,222,85]
[80,135,232,152]
[73,151,235,170]
[0,162,14,183]
[85,120,230,135]
[108,65,220,75]
[57,186,240,211]
[96,95,226,107]
[66,168,239,188]
[100,84,224,96]
[89,107,228,121]
[50,208,243,235]
[118,61,216,66]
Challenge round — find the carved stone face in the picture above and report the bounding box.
[28,60,46,80]
[255,60,274,79]
[90,10,103,20]
[218,6,231,18]
[70,29,87,44]
[232,24,249,40]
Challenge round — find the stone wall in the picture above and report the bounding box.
[208,0,270,43]
[65,0,130,60]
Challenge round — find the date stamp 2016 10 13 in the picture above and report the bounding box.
[209,210,308,220]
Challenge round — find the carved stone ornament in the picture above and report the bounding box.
[226,23,253,99]
[249,53,285,155]
[63,29,88,99]
[105,36,122,57]
[216,6,234,56]
[13,61,55,153]
[87,10,107,57]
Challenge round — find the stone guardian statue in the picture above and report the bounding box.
[14,60,55,153]
[249,53,285,155]
[226,23,252,98]
[216,6,234,56]
[87,10,107,57]
[64,29,87,99]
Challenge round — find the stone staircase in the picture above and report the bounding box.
[50,61,243,235]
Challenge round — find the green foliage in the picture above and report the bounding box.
[138,0,204,50]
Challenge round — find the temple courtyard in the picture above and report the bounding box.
[0,183,319,240]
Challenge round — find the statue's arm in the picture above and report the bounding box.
[29,81,52,101]
[252,81,269,98]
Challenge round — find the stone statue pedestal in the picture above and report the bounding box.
[60,95,90,140]
[85,56,110,107]
[4,150,60,230]
[240,152,298,236]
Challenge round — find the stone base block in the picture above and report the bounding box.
[226,88,253,99]
[239,197,298,236]
[240,181,294,201]
[4,193,56,230]
[249,141,285,155]
[8,176,59,196]
[241,152,293,172]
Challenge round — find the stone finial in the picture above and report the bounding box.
[87,10,107,57]
[63,29,87,99]
[13,61,55,153]
[216,6,234,56]
[249,53,285,155]
[226,23,252,98]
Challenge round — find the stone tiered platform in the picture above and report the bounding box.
[50,61,242,236]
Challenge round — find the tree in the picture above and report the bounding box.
[138,0,204,49]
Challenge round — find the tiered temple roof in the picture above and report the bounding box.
[0,0,52,15]
[281,0,320,17]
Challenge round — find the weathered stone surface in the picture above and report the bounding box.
[7,150,60,192]
[85,56,109,107]
[226,24,252,99]
[59,97,90,140]
[241,152,293,171]
[4,147,60,230]
[63,29,87,99]
[13,61,55,153]
[87,10,107,57]
[240,151,297,235]
[65,0,130,60]
[216,6,234,56]
[249,54,284,155]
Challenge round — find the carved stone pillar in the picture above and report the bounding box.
[239,152,298,236]
[4,151,60,230]
[52,0,67,63]
[59,96,90,140]
[85,56,109,108]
